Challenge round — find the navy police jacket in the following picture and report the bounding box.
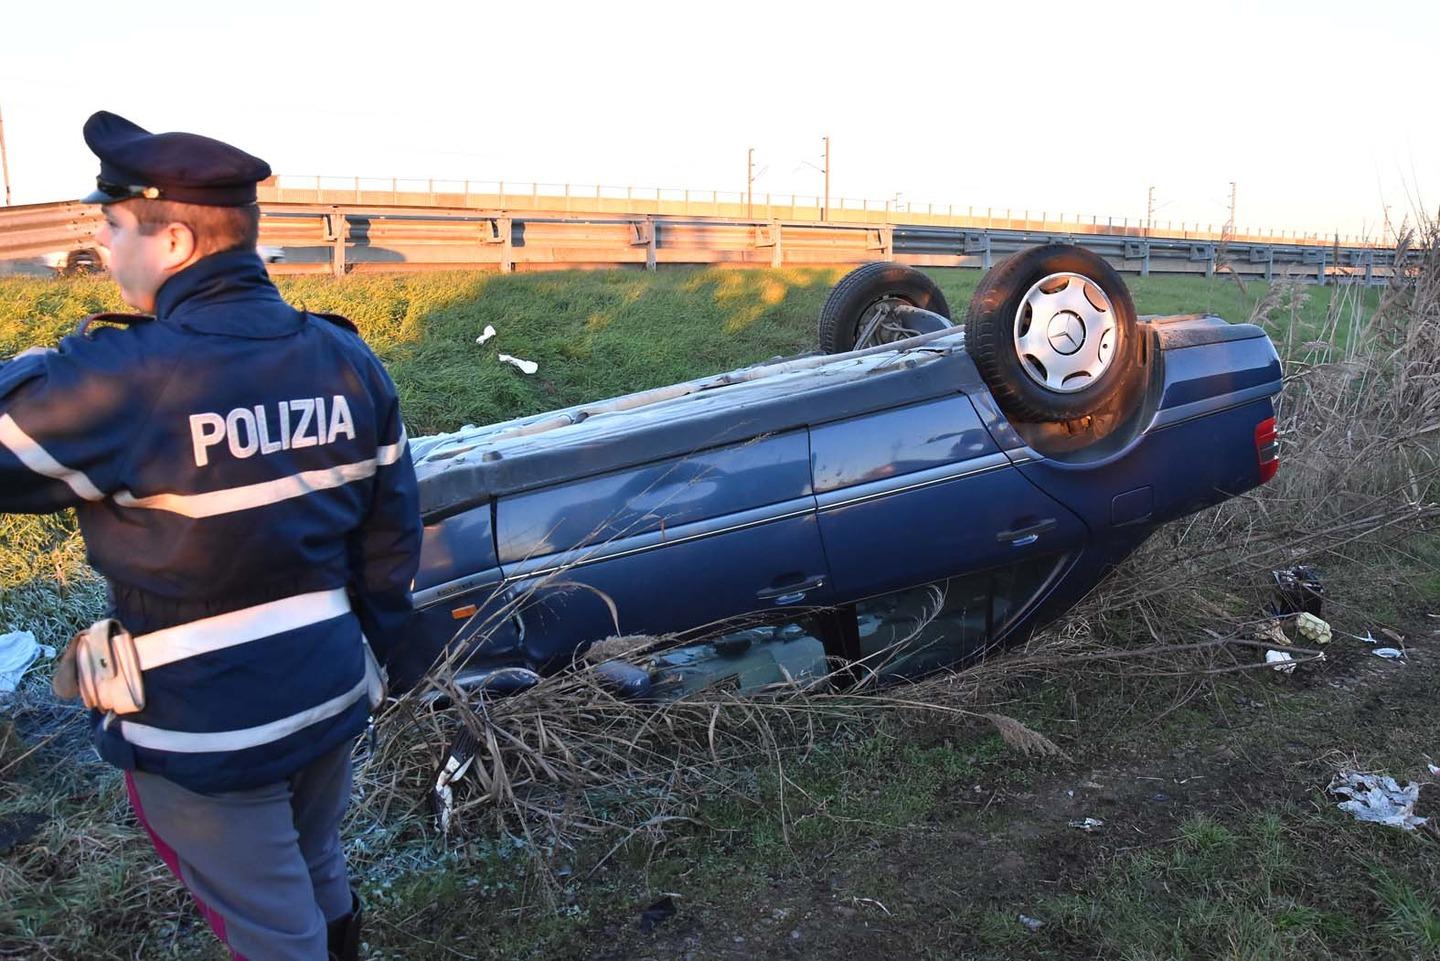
[0,250,422,793]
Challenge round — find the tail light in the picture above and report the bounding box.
[1255,417,1279,483]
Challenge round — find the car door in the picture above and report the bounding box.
[810,394,1089,602]
[495,429,831,672]
[400,500,523,688]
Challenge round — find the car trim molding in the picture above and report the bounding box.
[815,453,1013,513]
[501,501,817,583]
[413,573,505,610]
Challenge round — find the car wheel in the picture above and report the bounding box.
[63,249,103,276]
[965,244,1143,422]
[818,262,952,353]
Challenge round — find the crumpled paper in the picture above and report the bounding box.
[1327,770,1428,830]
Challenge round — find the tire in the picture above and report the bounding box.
[965,244,1142,422]
[818,262,951,354]
[63,249,103,276]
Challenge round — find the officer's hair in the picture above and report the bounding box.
[130,200,261,257]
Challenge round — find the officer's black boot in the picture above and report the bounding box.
[326,891,362,961]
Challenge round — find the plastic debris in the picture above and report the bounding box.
[1068,817,1104,832]
[1428,763,1440,778]
[1266,650,1297,674]
[849,897,891,915]
[0,631,54,694]
[431,730,478,834]
[475,324,496,345]
[1372,647,1405,660]
[1295,612,1332,645]
[1327,770,1428,830]
[1270,564,1325,617]
[497,353,538,375]
[1018,914,1045,932]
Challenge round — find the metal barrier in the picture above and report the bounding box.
[1,199,1418,285]
[0,200,102,260]
[260,177,1381,249]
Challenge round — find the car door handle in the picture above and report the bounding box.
[997,518,1058,546]
[756,575,826,603]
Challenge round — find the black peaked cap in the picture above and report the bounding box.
[82,111,271,206]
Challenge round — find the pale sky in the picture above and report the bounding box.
[2,0,1433,240]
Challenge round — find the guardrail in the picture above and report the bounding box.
[260,176,1386,249]
[1,199,1418,285]
[0,200,102,261]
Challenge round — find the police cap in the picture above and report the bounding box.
[81,111,272,207]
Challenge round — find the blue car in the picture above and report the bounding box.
[396,245,1282,696]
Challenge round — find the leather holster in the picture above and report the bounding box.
[52,619,145,715]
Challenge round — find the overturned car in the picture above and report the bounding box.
[394,245,1282,696]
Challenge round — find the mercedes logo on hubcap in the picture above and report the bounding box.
[1046,311,1086,355]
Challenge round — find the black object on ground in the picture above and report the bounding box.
[638,895,677,933]
[1271,565,1325,617]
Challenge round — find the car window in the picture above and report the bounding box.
[852,556,1064,681]
[992,556,1062,632]
[647,619,832,698]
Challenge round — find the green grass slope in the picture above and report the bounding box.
[0,265,1354,644]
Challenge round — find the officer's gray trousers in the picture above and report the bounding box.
[124,740,354,961]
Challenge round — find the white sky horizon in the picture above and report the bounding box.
[2,0,1433,242]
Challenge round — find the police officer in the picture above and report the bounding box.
[0,112,422,960]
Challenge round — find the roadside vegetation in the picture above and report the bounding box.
[1,243,1436,959]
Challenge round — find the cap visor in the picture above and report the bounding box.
[79,188,118,205]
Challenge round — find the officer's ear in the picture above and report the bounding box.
[158,221,199,271]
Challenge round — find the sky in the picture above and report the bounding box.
[1,0,1434,241]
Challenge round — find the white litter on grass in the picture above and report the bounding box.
[433,751,476,835]
[1266,650,1297,674]
[1068,817,1105,832]
[1428,763,1440,778]
[0,631,54,694]
[1018,914,1045,932]
[1327,770,1428,830]
[475,325,496,345]
[497,353,538,375]
[1372,647,1406,660]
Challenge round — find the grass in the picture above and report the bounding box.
[1,258,1436,960]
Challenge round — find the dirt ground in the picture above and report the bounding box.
[534,607,1440,961]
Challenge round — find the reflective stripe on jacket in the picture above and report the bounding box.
[0,249,422,793]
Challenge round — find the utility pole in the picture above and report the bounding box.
[747,147,754,219]
[0,103,12,206]
[1146,185,1155,235]
[822,136,830,222]
[1225,181,1236,235]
